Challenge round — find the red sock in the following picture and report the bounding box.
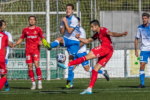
[89,69,98,88]
[36,67,42,81]
[29,70,35,82]
[68,56,86,66]
[0,77,7,90]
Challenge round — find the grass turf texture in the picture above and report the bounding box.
[1,78,150,100]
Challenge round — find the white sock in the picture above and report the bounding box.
[70,85,73,87]
[89,67,92,72]
[102,70,105,75]
[32,82,36,85]
[87,87,92,92]
[38,80,42,84]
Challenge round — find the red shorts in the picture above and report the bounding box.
[91,46,113,67]
[26,52,40,64]
[0,62,7,75]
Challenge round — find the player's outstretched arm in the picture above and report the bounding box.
[107,31,128,37]
[8,41,13,48]
[13,38,23,49]
[135,38,139,57]
[76,34,94,44]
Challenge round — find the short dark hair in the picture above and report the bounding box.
[76,17,80,22]
[0,21,2,29]
[28,15,36,21]
[0,20,6,25]
[66,3,74,10]
[142,13,150,18]
[90,20,100,27]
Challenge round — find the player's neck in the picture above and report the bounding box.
[97,27,101,33]
[67,14,73,18]
[29,25,35,29]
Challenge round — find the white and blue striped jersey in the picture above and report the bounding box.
[4,31,13,59]
[77,27,87,53]
[60,15,80,41]
[135,23,150,51]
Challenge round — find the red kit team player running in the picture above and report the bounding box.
[13,15,45,90]
[68,20,128,94]
[0,21,8,90]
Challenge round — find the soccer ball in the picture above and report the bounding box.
[57,53,66,63]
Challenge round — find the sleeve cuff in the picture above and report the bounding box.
[69,26,75,28]
[135,36,140,39]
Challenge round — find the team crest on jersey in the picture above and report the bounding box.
[34,31,37,34]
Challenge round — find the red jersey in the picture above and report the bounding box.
[91,27,113,50]
[0,32,8,62]
[20,26,45,53]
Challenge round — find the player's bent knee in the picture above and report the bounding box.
[56,37,63,43]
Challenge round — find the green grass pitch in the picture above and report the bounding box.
[1,78,150,100]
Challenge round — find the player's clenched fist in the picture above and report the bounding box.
[122,31,128,37]
[62,17,67,23]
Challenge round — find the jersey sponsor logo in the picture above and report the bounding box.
[27,36,37,39]
[95,46,101,50]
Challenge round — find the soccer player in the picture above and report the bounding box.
[68,20,128,94]
[0,21,8,90]
[13,15,45,90]
[43,4,80,88]
[0,20,13,91]
[135,13,150,88]
[66,17,109,89]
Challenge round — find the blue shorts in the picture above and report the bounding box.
[63,37,80,57]
[74,52,89,67]
[5,59,8,65]
[140,51,150,64]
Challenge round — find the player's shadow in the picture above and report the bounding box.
[11,87,30,89]
[119,86,140,88]
[40,91,99,94]
[57,87,81,90]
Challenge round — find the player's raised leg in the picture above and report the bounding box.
[43,37,64,50]
[68,51,96,67]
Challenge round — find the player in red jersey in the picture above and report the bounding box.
[13,15,45,90]
[0,21,8,90]
[68,20,128,94]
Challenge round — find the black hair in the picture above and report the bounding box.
[0,21,2,29]
[142,13,150,18]
[28,15,36,21]
[76,17,80,22]
[0,20,6,25]
[90,20,100,27]
[66,3,74,10]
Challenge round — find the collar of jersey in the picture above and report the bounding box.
[29,26,36,29]
[142,23,150,28]
[66,14,73,20]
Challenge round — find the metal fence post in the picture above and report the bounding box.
[46,0,50,80]
[56,0,60,79]
[124,49,127,78]
[139,0,142,24]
